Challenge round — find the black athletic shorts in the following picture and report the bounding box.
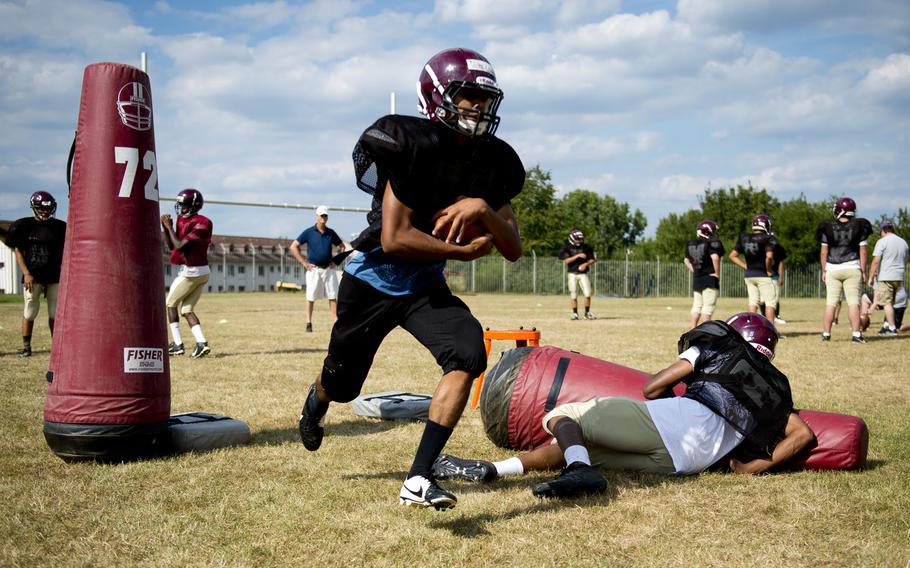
[320,274,486,401]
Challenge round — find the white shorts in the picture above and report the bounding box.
[23,282,59,321]
[568,272,592,299]
[306,267,340,301]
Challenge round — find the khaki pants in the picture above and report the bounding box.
[542,397,675,474]
[691,288,718,316]
[826,268,862,307]
[567,273,592,299]
[745,276,777,309]
[166,274,210,314]
[876,281,901,306]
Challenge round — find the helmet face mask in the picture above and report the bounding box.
[418,48,503,137]
[30,191,57,221]
[174,189,204,218]
[726,312,779,361]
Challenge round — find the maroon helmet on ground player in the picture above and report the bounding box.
[175,188,204,218]
[726,312,779,361]
[833,197,856,219]
[417,48,503,137]
[696,219,717,239]
[751,214,772,233]
[30,191,57,220]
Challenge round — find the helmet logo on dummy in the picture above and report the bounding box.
[116,82,153,131]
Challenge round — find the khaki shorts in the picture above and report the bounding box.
[166,274,210,314]
[876,281,901,306]
[745,277,777,309]
[691,288,718,316]
[826,268,862,307]
[568,272,592,300]
[23,282,59,321]
[542,397,675,474]
[305,267,340,301]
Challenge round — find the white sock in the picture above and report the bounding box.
[563,445,591,466]
[493,457,524,477]
[170,323,182,345]
[852,331,862,338]
[191,324,206,343]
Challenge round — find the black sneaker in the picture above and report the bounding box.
[821,334,831,342]
[532,462,607,499]
[432,454,497,483]
[19,346,32,358]
[168,342,185,355]
[584,312,596,320]
[878,327,897,335]
[851,335,866,344]
[399,475,457,510]
[299,384,327,451]
[306,323,313,333]
[190,342,211,358]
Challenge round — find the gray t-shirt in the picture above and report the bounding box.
[873,233,909,281]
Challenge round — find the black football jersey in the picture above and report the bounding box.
[685,238,725,278]
[734,232,777,276]
[350,115,525,250]
[558,243,595,273]
[816,218,873,264]
[6,217,67,284]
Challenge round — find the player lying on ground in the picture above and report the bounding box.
[433,313,815,499]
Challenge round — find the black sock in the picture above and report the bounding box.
[572,308,578,314]
[408,420,453,478]
[22,335,31,349]
[584,307,590,314]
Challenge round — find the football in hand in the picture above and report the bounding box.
[434,220,487,244]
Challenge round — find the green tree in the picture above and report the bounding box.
[557,189,647,258]
[699,183,780,245]
[512,165,563,254]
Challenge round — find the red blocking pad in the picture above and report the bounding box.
[44,62,170,461]
[480,346,867,471]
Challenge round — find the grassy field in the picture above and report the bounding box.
[1,292,908,567]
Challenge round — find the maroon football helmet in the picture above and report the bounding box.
[30,191,57,220]
[833,197,856,219]
[696,219,717,239]
[568,229,585,246]
[175,188,204,218]
[726,312,779,361]
[417,48,503,137]
[751,213,772,233]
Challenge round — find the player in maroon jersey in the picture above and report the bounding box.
[160,188,214,358]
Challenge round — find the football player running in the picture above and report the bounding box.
[161,188,214,359]
[297,48,525,510]
[432,313,815,499]
[816,197,873,343]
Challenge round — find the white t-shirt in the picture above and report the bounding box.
[872,233,909,281]
[645,346,744,474]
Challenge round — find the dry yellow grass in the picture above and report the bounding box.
[1,292,908,567]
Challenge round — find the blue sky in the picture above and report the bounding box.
[1,0,908,242]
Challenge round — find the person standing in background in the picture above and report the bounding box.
[290,205,345,333]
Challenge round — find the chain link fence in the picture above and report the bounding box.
[445,255,907,298]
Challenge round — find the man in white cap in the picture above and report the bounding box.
[290,205,346,332]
